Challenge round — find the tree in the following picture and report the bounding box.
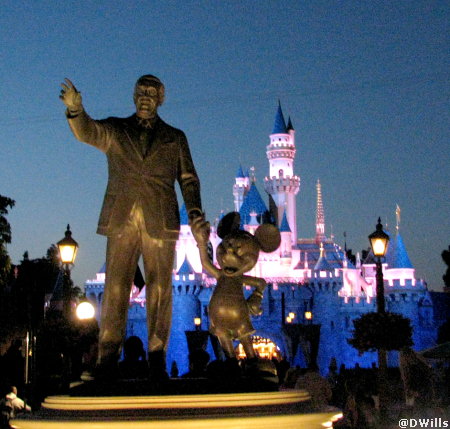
[348,312,413,354]
[0,194,16,347]
[0,194,15,287]
[442,246,450,290]
[0,245,68,348]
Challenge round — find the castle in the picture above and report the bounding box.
[84,103,437,375]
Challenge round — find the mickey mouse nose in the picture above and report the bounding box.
[224,240,235,253]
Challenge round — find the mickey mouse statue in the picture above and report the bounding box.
[191,212,280,366]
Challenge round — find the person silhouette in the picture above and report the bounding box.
[118,336,148,379]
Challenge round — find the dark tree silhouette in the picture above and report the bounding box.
[442,246,450,289]
[0,194,15,288]
[348,312,413,354]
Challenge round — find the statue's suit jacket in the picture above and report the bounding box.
[67,111,201,240]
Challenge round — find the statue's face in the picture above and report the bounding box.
[133,80,162,119]
[216,233,260,277]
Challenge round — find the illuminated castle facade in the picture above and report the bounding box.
[84,104,436,375]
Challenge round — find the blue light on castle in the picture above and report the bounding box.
[84,104,437,375]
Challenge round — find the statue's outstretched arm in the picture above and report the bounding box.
[59,78,112,152]
[60,78,83,117]
[191,216,220,279]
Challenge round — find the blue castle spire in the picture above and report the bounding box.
[280,209,291,232]
[272,101,287,134]
[177,256,196,275]
[386,232,413,268]
[287,116,294,131]
[314,244,334,271]
[179,203,189,225]
[236,164,245,178]
[239,182,269,226]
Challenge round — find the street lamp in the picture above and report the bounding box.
[76,301,95,320]
[368,217,389,314]
[194,317,201,331]
[57,225,78,318]
[57,224,79,265]
[368,217,390,418]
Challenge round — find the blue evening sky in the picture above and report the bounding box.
[1,1,448,290]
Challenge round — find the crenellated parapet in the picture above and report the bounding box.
[172,270,203,296]
[386,291,423,303]
[305,279,343,295]
[172,282,203,297]
[264,176,300,194]
[84,282,104,309]
[385,277,427,290]
[340,295,376,310]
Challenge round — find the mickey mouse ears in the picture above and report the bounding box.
[254,223,281,253]
[217,212,281,253]
[217,212,241,239]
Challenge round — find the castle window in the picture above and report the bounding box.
[279,169,284,177]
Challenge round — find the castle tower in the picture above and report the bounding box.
[315,179,326,243]
[279,209,292,265]
[168,256,203,375]
[233,165,250,212]
[264,102,300,244]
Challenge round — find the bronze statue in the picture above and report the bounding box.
[191,212,280,360]
[60,75,202,378]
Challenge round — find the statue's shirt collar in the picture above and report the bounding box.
[135,115,158,129]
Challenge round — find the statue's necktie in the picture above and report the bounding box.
[139,128,154,158]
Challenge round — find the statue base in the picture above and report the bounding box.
[12,379,342,428]
[12,390,342,429]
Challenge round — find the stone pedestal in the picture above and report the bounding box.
[12,388,342,428]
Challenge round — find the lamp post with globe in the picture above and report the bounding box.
[57,225,78,319]
[368,217,390,418]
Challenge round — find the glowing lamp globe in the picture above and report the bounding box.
[57,225,79,264]
[76,301,95,320]
[304,311,313,320]
[368,218,390,257]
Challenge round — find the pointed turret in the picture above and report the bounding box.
[314,243,333,271]
[272,101,287,134]
[287,116,294,131]
[233,164,250,211]
[386,208,413,269]
[179,203,189,225]
[386,233,413,269]
[315,179,326,243]
[280,209,292,263]
[177,256,196,275]
[280,210,292,232]
[264,102,300,244]
[239,182,270,227]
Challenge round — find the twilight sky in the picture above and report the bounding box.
[1,1,448,291]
